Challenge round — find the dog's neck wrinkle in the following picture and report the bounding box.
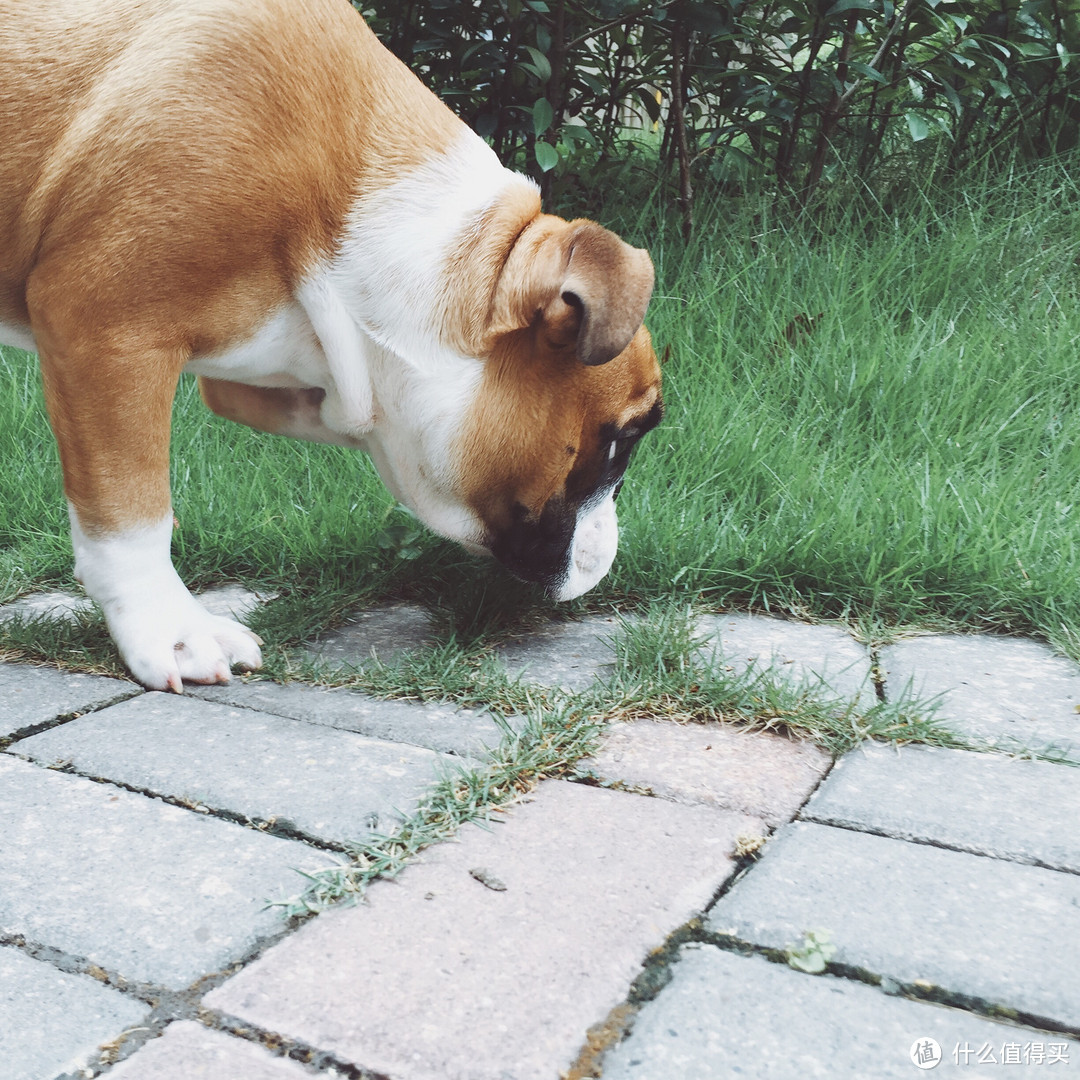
[327,131,535,369]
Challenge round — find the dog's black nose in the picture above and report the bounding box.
[489,500,574,591]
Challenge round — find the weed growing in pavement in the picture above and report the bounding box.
[785,929,838,974]
[0,609,127,678]
[269,693,602,916]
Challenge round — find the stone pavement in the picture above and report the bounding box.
[2,595,1080,1079]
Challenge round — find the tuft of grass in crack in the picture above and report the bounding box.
[589,603,973,757]
[255,633,552,719]
[270,691,602,915]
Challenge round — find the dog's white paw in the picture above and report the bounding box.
[112,603,263,693]
[69,508,264,692]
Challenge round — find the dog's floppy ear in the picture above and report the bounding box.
[491,217,654,367]
[545,222,655,366]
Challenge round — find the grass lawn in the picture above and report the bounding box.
[2,153,1080,659]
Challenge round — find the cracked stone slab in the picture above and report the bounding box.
[188,678,515,758]
[696,614,875,707]
[208,779,760,1080]
[0,661,138,740]
[602,945,1080,1079]
[579,720,831,827]
[303,602,438,666]
[1,944,150,1080]
[495,613,627,691]
[803,743,1080,872]
[0,755,335,990]
[708,821,1080,1030]
[879,635,1080,752]
[107,1021,315,1080]
[11,692,454,846]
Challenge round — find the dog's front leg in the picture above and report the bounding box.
[37,337,262,692]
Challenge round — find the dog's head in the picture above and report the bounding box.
[360,210,662,601]
[453,214,663,599]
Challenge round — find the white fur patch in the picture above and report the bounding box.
[69,506,261,691]
[0,320,38,354]
[551,492,619,602]
[330,129,537,365]
[183,302,323,386]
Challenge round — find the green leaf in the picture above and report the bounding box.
[788,951,828,974]
[848,62,887,84]
[532,97,554,137]
[824,0,877,16]
[636,86,663,122]
[534,141,559,172]
[906,112,930,142]
[784,930,837,975]
[521,45,552,82]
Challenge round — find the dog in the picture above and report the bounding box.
[0,0,663,692]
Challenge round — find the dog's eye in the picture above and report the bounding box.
[607,432,638,463]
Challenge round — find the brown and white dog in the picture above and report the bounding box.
[0,0,663,692]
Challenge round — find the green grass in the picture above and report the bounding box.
[612,154,1080,650]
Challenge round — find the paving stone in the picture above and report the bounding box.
[195,584,274,623]
[1,944,150,1080]
[880,635,1080,752]
[208,779,760,1080]
[11,693,454,846]
[579,719,831,827]
[304,602,438,666]
[188,678,514,758]
[803,743,1080,872]
[107,1021,314,1080]
[0,589,92,623]
[602,944,1080,1079]
[708,821,1080,1030]
[696,614,876,706]
[496,613,626,690]
[0,755,335,990]
[0,661,138,740]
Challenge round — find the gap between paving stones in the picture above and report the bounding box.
[2,752,359,855]
[791,816,1080,879]
[564,752,842,1078]
[571,884,1080,1079]
[570,746,1080,1073]
[5,928,379,1080]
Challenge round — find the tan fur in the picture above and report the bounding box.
[0,0,461,531]
[458,325,661,536]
